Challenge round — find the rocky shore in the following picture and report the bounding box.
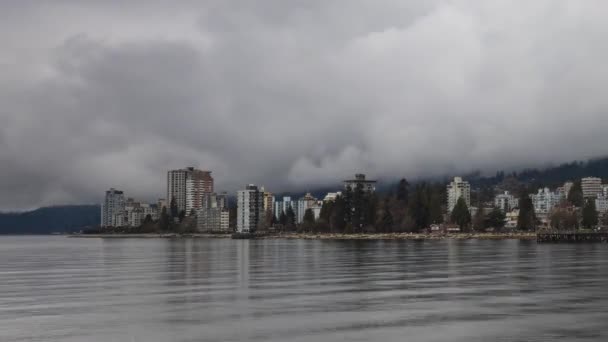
[69,232,536,240]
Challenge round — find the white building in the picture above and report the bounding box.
[582,177,602,198]
[237,184,265,233]
[344,174,376,193]
[494,191,518,212]
[167,167,213,216]
[531,188,563,216]
[274,196,296,220]
[297,193,318,224]
[595,195,608,214]
[323,192,342,202]
[447,177,471,213]
[101,188,125,227]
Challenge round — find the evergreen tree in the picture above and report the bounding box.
[178,210,186,223]
[567,181,584,207]
[170,197,178,219]
[380,197,393,232]
[143,214,153,224]
[158,207,170,232]
[517,193,536,231]
[279,210,287,226]
[396,178,410,203]
[450,197,471,230]
[485,207,506,229]
[330,195,347,233]
[472,206,486,231]
[409,183,431,232]
[285,206,296,227]
[302,208,315,229]
[581,199,598,229]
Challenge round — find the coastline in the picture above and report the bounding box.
[68,232,537,240]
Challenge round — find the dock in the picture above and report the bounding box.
[537,231,608,243]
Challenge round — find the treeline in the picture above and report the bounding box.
[468,157,608,190]
[279,179,447,233]
[0,205,100,234]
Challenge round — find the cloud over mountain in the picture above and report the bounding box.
[2,1,608,209]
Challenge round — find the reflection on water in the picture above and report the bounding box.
[1,236,608,341]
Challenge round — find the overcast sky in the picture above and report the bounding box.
[2,1,608,210]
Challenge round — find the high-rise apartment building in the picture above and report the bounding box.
[447,177,471,213]
[197,192,230,233]
[167,167,213,215]
[263,190,275,217]
[344,174,376,193]
[101,188,125,227]
[237,184,265,233]
[582,177,602,198]
[274,196,296,220]
[297,193,318,224]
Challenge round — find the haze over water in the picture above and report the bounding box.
[1,236,607,341]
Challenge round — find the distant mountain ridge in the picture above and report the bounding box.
[0,205,100,234]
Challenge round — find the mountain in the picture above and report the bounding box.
[0,205,100,234]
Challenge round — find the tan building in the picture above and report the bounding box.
[582,177,602,198]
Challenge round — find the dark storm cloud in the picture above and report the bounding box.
[2,1,608,209]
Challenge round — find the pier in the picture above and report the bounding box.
[537,231,608,243]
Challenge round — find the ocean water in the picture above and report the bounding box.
[1,236,608,341]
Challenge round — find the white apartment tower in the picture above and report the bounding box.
[101,188,125,227]
[581,177,602,198]
[447,177,471,213]
[237,184,265,233]
[167,167,213,215]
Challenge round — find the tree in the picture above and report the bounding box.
[302,209,315,231]
[582,199,598,229]
[396,178,410,203]
[330,195,347,233]
[143,214,153,224]
[472,207,486,231]
[517,193,536,231]
[279,210,287,226]
[158,207,170,232]
[485,208,506,229]
[170,197,179,219]
[409,183,431,232]
[550,208,578,230]
[178,210,186,223]
[379,197,393,232]
[567,181,584,207]
[285,206,296,227]
[450,197,471,231]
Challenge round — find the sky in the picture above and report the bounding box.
[2,1,608,210]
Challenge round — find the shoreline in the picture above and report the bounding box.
[68,232,537,240]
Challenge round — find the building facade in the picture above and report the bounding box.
[447,177,471,213]
[344,174,376,193]
[582,177,602,198]
[297,193,318,224]
[167,167,214,216]
[263,190,275,217]
[274,196,296,220]
[237,184,265,233]
[494,191,518,212]
[197,193,230,232]
[531,187,563,217]
[185,169,214,214]
[101,188,125,227]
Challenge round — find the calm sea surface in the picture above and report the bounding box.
[1,236,608,342]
